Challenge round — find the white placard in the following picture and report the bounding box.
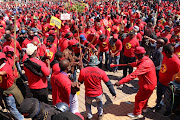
[61,13,71,20]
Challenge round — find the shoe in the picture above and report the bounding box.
[98,115,103,120]
[127,113,143,119]
[151,106,161,112]
[86,117,92,120]
[163,111,171,116]
[142,109,147,113]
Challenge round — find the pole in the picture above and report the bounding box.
[13,2,17,75]
[76,8,83,69]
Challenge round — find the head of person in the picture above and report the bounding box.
[26,45,37,58]
[155,26,160,33]
[78,24,84,33]
[31,41,39,48]
[0,52,6,65]
[49,30,56,38]
[133,26,139,34]
[3,46,14,58]
[129,30,135,39]
[163,44,174,58]
[134,46,146,60]
[87,21,91,28]
[4,34,11,42]
[65,32,73,40]
[99,34,106,42]
[112,34,118,43]
[59,59,70,73]
[147,22,153,28]
[79,35,86,43]
[96,21,101,28]
[161,37,168,45]
[46,36,54,47]
[88,55,100,67]
[55,51,64,61]
[28,30,34,39]
[164,26,171,34]
[156,39,165,48]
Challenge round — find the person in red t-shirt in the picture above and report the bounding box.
[153,44,180,113]
[122,30,139,77]
[3,46,18,79]
[24,45,50,103]
[44,36,57,63]
[0,52,24,120]
[115,47,157,119]
[51,59,72,105]
[50,51,64,73]
[108,34,122,72]
[98,34,109,69]
[22,30,40,48]
[78,55,116,120]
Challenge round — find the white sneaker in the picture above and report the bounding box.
[127,113,143,119]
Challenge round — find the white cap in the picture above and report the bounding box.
[133,26,139,31]
[26,45,37,56]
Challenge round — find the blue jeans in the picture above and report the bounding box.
[99,51,109,68]
[109,55,120,72]
[85,94,103,119]
[6,96,24,120]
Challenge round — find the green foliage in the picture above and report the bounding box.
[69,2,85,13]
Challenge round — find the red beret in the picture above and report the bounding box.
[135,46,146,54]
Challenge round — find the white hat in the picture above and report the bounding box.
[26,45,37,56]
[133,26,139,31]
[27,43,35,48]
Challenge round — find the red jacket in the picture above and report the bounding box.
[119,56,157,89]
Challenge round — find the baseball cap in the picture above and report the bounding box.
[26,45,37,56]
[80,35,86,41]
[3,45,14,53]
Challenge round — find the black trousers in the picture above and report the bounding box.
[30,88,48,104]
[123,55,136,77]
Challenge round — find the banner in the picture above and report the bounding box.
[50,16,61,29]
[61,13,71,20]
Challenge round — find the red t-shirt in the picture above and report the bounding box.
[6,57,18,79]
[22,36,40,48]
[51,71,71,105]
[108,39,122,56]
[45,44,57,62]
[0,63,14,90]
[78,66,109,97]
[24,58,50,89]
[123,36,139,57]
[52,63,60,73]
[135,33,142,41]
[159,55,180,86]
[98,37,109,52]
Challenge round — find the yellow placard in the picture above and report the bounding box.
[50,16,61,29]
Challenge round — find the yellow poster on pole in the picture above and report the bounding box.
[50,16,62,29]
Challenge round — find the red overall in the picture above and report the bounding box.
[119,56,157,115]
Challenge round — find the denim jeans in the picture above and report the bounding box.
[85,94,103,119]
[109,55,120,72]
[6,96,24,120]
[123,56,136,77]
[99,51,109,68]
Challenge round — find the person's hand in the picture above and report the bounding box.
[71,82,81,95]
[113,95,116,100]
[111,53,115,57]
[143,35,149,39]
[114,81,121,86]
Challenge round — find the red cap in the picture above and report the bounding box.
[113,34,118,39]
[135,46,146,54]
[3,45,14,53]
[0,52,6,60]
[49,30,56,35]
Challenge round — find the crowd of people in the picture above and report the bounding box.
[0,0,180,120]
